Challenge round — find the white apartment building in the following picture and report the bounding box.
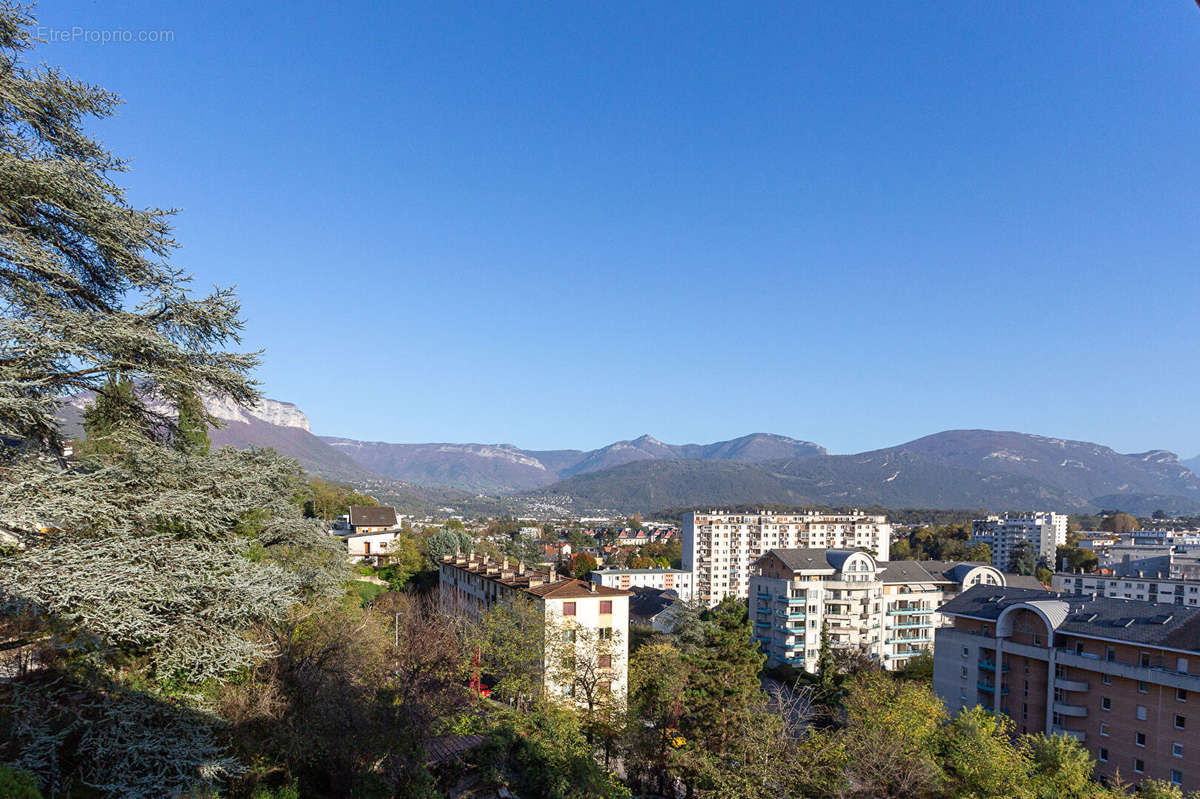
[749,549,1006,673]
[1052,572,1200,607]
[683,510,892,607]
[590,567,694,602]
[971,512,1067,571]
[438,553,631,702]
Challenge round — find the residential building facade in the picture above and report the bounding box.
[971,512,1067,571]
[749,549,1005,673]
[438,553,632,702]
[1053,572,1200,608]
[590,567,694,602]
[684,510,892,607]
[934,586,1200,791]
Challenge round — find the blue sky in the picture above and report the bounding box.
[33,1,1200,455]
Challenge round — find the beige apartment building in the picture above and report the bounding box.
[683,510,892,607]
[438,553,632,702]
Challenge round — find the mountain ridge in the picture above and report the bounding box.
[58,392,1200,515]
[320,431,826,492]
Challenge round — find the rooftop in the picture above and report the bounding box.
[939,585,1200,650]
[441,554,631,600]
[348,505,398,528]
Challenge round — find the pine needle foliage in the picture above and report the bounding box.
[0,5,345,795]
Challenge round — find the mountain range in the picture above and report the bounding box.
[57,394,1200,516]
[320,432,826,493]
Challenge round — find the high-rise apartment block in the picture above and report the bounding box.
[934,586,1200,791]
[683,510,892,607]
[971,512,1067,571]
[749,550,1005,672]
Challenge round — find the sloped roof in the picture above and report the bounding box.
[939,585,1200,651]
[769,548,856,572]
[349,505,397,527]
[628,587,680,620]
[877,561,937,583]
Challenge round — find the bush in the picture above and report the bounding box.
[471,706,630,799]
[0,764,44,799]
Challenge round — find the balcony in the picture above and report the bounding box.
[1055,678,1089,692]
[887,636,932,645]
[1054,651,1200,693]
[887,607,934,615]
[887,621,933,630]
[1051,726,1086,743]
[978,681,1009,695]
[1052,701,1088,718]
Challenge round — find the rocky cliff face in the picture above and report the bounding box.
[203,395,310,431]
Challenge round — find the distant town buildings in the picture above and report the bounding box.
[970,512,1067,571]
[749,549,1006,673]
[437,552,632,702]
[683,510,893,607]
[934,585,1200,792]
[590,567,694,602]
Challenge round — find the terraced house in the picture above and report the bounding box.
[934,586,1200,791]
[748,549,1006,673]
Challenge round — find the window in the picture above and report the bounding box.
[1173,742,1184,758]
[1137,706,1148,721]
[1135,759,1145,774]
[598,679,612,692]
[961,667,968,678]
[1179,658,1189,674]
[1139,681,1149,694]
[1106,646,1116,662]
[1179,688,1188,702]
[1098,748,1109,762]
[1102,674,1112,686]
[598,654,612,669]
[562,629,576,643]
[1176,715,1187,730]
[563,602,576,616]
[1100,723,1110,737]
[963,647,969,657]
[599,600,613,614]
[1136,732,1146,747]
[1171,770,1183,787]
[1102,697,1112,711]
[1141,652,1152,667]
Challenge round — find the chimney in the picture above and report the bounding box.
[517,561,526,575]
[588,581,597,592]
[549,565,557,582]
[502,557,509,570]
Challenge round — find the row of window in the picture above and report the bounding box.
[1099,697,1187,728]
[561,600,613,616]
[1096,751,1184,786]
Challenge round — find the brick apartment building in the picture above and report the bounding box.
[934,586,1200,791]
[438,552,632,701]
